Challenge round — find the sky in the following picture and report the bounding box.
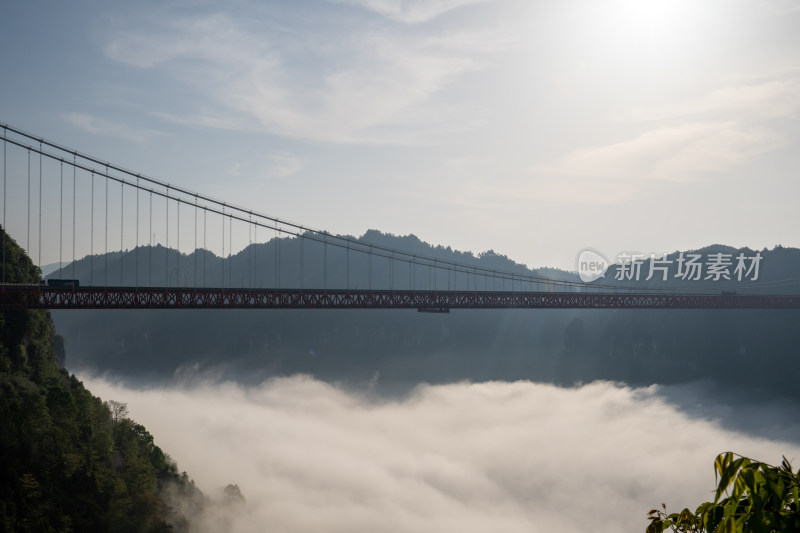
[1,0,799,269]
[81,374,800,533]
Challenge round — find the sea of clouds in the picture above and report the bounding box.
[79,374,800,533]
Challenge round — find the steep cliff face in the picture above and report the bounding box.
[0,227,200,532]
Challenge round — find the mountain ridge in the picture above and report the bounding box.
[46,232,800,400]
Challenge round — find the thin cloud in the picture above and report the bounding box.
[102,12,504,144]
[331,0,492,24]
[534,121,780,182]
[104,14,270,70]
[628,75,800,122]
[61,113,163,143]
[80,375,800,533]
[524,175,643,205]
[228,152,305,180]
[751,0,800,16]
[265,151,305,178]
[152,111,253,132]
[527,72,799,199]
[216,29,484,144]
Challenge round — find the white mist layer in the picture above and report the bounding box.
[78,375,800,533]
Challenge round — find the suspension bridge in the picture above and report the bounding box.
[1,123,799,311]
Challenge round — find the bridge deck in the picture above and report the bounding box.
[2,286,800,310]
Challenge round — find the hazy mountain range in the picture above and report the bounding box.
[47,232,800,399]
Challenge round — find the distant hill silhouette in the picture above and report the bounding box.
[48,233,800,399]
[47,229,576,290]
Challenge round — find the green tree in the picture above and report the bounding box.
[647,452,800,533]
[1,226,202,532]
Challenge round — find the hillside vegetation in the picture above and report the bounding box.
[0,226,200,532]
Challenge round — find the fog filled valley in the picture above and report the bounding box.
[37,235,800,532]
[78,375,800,533]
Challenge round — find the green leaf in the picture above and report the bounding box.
[703,503,724,533]
[650,454,800,533]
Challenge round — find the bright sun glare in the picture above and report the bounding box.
[621,0,691,30]
[589,0,710,64]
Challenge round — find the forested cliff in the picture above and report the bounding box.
[0,227,200,532]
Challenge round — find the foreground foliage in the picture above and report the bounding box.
[0,228,200,532]
[647,452,800,533]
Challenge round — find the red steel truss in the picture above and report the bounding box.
[2,286,800,310]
